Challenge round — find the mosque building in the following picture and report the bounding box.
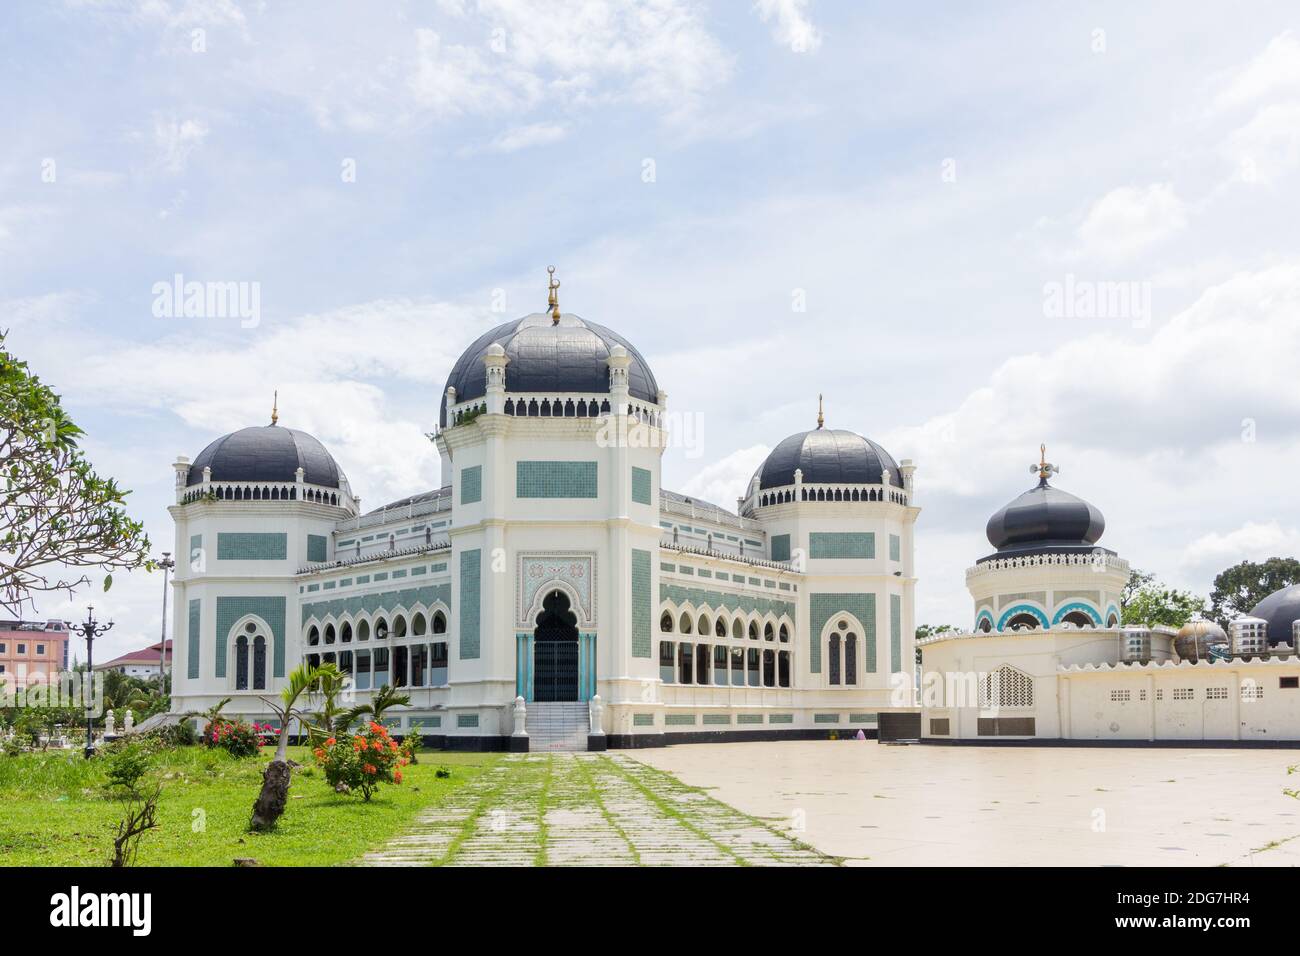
[167,271,921,749]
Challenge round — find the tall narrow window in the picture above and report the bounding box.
[731,647,745,686]
[747,648,760,686]
[678,643,693,684]
[713,645,728,685]
[235,636,249,690]
[660,641,675,684]
[763,649,776,687]
[411,643,428,687]
[393,645,409,687]
[252,635,266,690]
[845,634,858,685]
[355,650,370,689]
[778,650,791,687]
[829,634,841,685]
[696,643,709,685]
[430,642,448,685]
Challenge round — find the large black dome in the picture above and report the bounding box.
[982,477,1106,560]
[755,428,901,490]
[1249,584,1300,647]
[439,313,659,427]
[187,425,343,488]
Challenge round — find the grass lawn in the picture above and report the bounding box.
[0,745,497,866]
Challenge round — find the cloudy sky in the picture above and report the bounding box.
[3,0,1300,659]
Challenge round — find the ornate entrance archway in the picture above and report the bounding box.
[533,589,580,702]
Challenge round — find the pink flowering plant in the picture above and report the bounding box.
[206,717,273,758]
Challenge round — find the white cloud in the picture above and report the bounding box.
[486,122,568,153]
[1212,29,1300,113]
[1076,183,1187,260]
[1180,521,1300,576]
[753,0,821,53]
[151,114,209,172]
[678,444,769,506]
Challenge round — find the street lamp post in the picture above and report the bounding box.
[158,552,175,685]
[74,605,114,759]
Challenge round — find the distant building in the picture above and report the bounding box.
[0,620,72,688]
[95,640,172,679]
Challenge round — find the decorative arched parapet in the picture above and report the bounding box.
[516,553,596,627]
[1104,604,1121,627]
[1051,601,1102,626]
[995,603,1050,632]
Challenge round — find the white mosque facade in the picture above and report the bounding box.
[167,278,921,749]
[166,276,1300,749]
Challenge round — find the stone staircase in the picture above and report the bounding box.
[525,702,590,752]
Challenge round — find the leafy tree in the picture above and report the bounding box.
[1208,558,1300,629]
[0,331,152,613]
[1121,574,1204,629]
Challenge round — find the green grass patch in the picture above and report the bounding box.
[0,746,495,866]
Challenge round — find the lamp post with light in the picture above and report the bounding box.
[73,606,114,758]
[157,552,175,684]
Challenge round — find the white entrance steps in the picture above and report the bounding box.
[525,702,590,752]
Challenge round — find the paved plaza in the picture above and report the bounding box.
[635,741,1300,866]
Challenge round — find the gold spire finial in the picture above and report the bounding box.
[817,394,824,429]
[547,265,561,325]
[271,390,279,426]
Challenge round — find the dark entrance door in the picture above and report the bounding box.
[533,589,580,702]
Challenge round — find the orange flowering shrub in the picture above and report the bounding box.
[312,721,407,801]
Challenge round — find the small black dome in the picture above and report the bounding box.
[982,477,1105,560]
[187,425,343,488]
[439,313,659,426]
[755,428,901,490]
[1249,584,1300,647]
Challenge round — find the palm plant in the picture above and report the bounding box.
[250,662,338,831]
[336,683,411,734]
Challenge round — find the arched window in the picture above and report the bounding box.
[235,635,249,690]
[374,617,389,640]
[829,634,841,685]
[697,614,710,637]
[977,618,992,633]
[679,613,693,635]
[412,612,428,637]
[845,634,857,685]
[252,635,267,690]
[1061,610,1093,628]
[340,622,352,644]
[324,624,336,645]
[358,619,370,641]
[432,611,447,634]
[1006,613,1040,631]
[307,626,320,647]
[1106,613,1119,627]
[660,612,674,633]
[732,619,744,640]
[779,623,790,643]
[393,615,408,639]
[715,617,727,638]
[748,621,759,641]
[764,622,774,642]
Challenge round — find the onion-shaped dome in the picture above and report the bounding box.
[1249,584,1300,647]
[754,428,901,491]
[187,424,343,488]
[439,312,659,426]
[1173,615,1228,661]
[980,451,1106,562]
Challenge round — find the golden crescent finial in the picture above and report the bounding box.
[271,390,279,426]
[817,394,824,429]
[547,265,561,325]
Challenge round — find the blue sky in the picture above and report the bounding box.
[4,0,1300,658]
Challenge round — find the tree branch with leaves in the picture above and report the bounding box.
[0,331,152,614]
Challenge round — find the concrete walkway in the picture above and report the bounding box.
[359,752,836,867]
